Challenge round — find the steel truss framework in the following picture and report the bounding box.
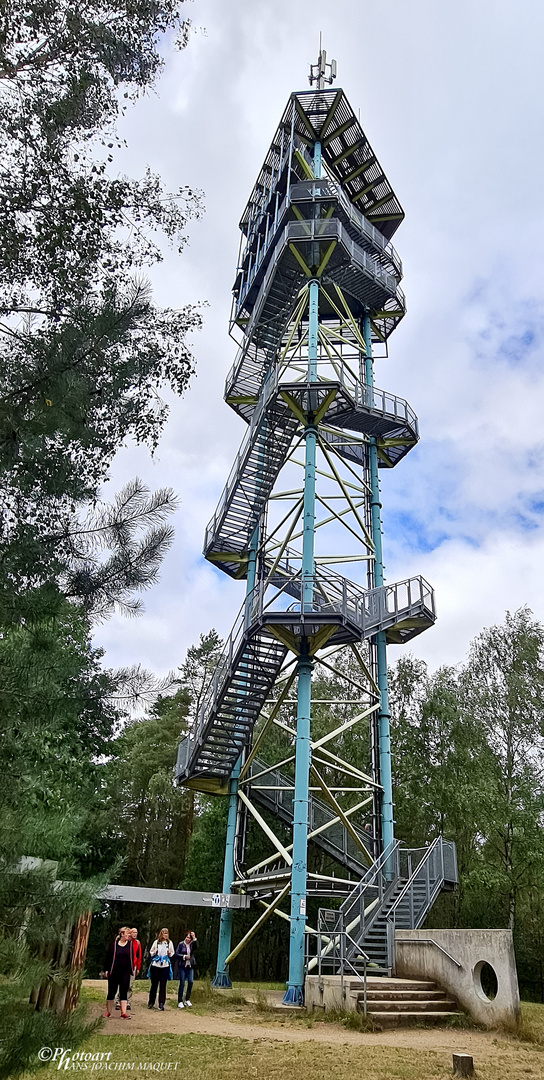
[175,80,452,1004]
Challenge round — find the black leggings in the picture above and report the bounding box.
[107,970,131,1001]
[148,966,170,1007]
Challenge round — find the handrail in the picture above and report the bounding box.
[394,937,463,969]
[341,839,401,907]
[248,756,374,872]
[230,216,405,352]
[289,179,403,279]
[246,572,435,636]
[180,600,247,761]
[207,367,418,551]
[237,174,404,314]
[386,836,442,923]
[307,925,370,1015]
[385,836,446,972]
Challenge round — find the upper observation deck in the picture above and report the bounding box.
[230,89,405,346]
[239,89,404,243]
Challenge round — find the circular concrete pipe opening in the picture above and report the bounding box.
[473,960,498,1002]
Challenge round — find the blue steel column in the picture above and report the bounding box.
[363,316,394,859]
[212,524,259,987]
[283,140,321,1007]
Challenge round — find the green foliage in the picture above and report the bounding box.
[390,607,544,999]
[99,687,192,889]
[0,2,202,1072]
[86,631,227,974]
[180,630,225,722]
[0,602,118,867]
[0,0,202,625]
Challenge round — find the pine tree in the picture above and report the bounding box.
[0,3,202,1071]
[0,0,202,625]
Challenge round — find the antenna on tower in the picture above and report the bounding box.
[309,33,337,90]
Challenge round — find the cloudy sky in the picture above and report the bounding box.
[94,0,544,679]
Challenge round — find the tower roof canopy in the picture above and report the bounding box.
[240,88,404,242]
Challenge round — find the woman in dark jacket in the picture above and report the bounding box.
[104,926,134,1018]
[176,931,197,1007]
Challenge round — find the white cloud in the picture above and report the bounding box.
[92,0,544,676]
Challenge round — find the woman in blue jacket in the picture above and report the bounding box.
[176,931,197,1007]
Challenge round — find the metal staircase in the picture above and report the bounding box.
[176,567,435,790]
[176,616,287,792]
[312,837,459,976]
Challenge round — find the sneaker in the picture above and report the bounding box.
[185,1001,192,1007]
[147,1004,154,1010]
[178,1002,184,1009]
[159,1005,164,1011]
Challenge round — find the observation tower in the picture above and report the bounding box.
[176,52,457,1005]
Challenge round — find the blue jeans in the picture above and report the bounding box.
[178,966,194,1002]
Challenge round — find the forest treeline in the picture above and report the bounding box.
[84,609,544,1006]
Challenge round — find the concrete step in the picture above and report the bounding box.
[365,998,457,1013]
[365,1010,462,1028]
[349,978,437,991]
[360,989,449,1001]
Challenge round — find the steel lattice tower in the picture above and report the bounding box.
[175,56,451,1004]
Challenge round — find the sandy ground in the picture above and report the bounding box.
[84,981,530,1058]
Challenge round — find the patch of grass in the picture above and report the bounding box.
[307,1006,383,1033]
[81,980,151,1004]
[504,1001,544,1046]
[31,1032,448,1080]
[252,988,275,1014]
[36,1029,544,1080]
[442,1012,486,1031]
[34,1022,544,1080]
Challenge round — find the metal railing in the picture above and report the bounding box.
[385,837,457,972]
[175,601,246,776]
[177,570,436,780]
[248,757,374,874]
[394,937,462,969]
[289,179,403,278]
[207,364,418,553]
[247,571,436,636]
[204,372,280,554]
[306,912,370,1014]
[230,216,406,346]
[339,840,402,930]
[236,175,403,318]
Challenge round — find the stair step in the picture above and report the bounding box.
[362,990,448,1001]
[364,1010,462,1027]
[350,979,437,991]
[365,999,457,1013]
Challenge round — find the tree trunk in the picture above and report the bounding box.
[64,911,93,1013]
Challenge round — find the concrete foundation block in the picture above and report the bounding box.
[394,929,520,1029]
[305,974,358,1013]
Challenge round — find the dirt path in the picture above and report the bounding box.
[85,982,522,1056]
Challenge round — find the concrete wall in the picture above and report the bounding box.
[305,974,357,1012]
[394,929,520,1028]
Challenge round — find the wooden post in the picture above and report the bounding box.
[64,911,93,1014]
[452,1054,474,1077]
